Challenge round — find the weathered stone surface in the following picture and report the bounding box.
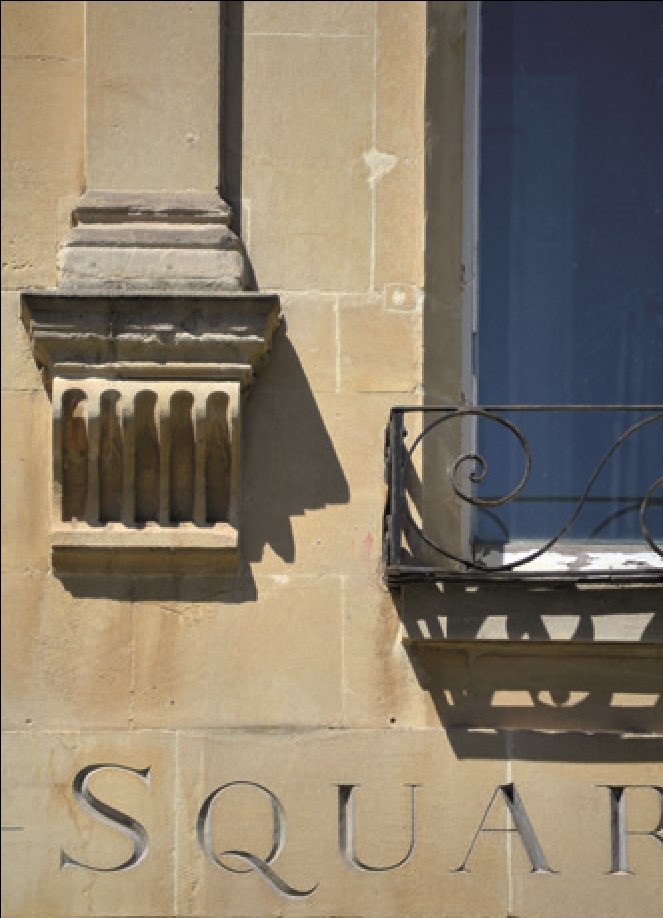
[21,292,280,380]
[243,391,405,576]
[511,733,663,918]
[245,162,373,292]
[85,2,219,192]
[56,191,247,291]
[1,7,84,289]
[70,191,232,226]
[264,292,338,394]
[375,1,425,292]
[340,302,421,393]
[1,571,132,729]
[1,291,42,391]
[1,389,51,573]
[1,0,84,58]
[244,1,374,35]
[176,728,510,917]
[131,574,343,728]
[342,575,440,728]
[58,245,246,291]
[1,731,176,917]
[243,25,372,291]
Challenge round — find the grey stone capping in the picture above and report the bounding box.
[71,190,233,225]
[56,190,248,290]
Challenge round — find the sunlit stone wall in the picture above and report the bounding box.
[2,3,661,917]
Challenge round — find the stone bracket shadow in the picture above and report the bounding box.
[392,580,663,742]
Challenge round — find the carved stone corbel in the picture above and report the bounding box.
[21,191,280,574]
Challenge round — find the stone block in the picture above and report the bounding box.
[318,391,404,502]
[374,1,425,291]
[244,33,372,167]
[259,293,338,394]
[1,571,132,729]
[245,494,385,578]
[1,390,51,572]
[176,728,509,917]
[510,732,663,918]
[1,291,42,392]
[0,1,84,59]
[340,302,421,392]
[243,391,401,575]
[85,2,219,191]
[342,576,440,728]
[131,574,343,727]
[245,162,372,292]
[1,731,175,917]
[375,162,425,290]
[376,1,426,156]
[245,1,374,35]
[1,56,84,289]
[243,26,373,291]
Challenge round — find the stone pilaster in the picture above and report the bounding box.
[20,1,280,573]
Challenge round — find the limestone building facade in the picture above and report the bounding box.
[2,2,662,916]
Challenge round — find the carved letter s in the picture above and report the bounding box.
[60,763,150,873]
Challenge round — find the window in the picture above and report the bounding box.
[466,0,663,569]
[384,0,662,582]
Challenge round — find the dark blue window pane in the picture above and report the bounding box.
[476,1,663,542]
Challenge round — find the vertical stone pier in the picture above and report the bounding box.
[20,0,280,573]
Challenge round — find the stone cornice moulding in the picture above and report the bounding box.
[21,290,281,390]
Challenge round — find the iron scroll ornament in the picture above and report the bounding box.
[401,408,663,573]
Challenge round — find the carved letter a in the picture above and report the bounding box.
[455,783,556,875]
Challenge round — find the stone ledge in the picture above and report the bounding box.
[51,544,240,575]
[21,290,281,387]
[71,190,233,225]
[52,524,240,573]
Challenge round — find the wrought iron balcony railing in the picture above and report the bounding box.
[383,406,663,585]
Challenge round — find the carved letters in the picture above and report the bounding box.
[60,765,663,896]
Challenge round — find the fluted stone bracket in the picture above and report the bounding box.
[21,290,281,574]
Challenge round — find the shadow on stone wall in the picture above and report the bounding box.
[242,321,350,565]
[220,1,244,239]
[60,321,348,602]
[394,581,663,746]
[442,726,663,763]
